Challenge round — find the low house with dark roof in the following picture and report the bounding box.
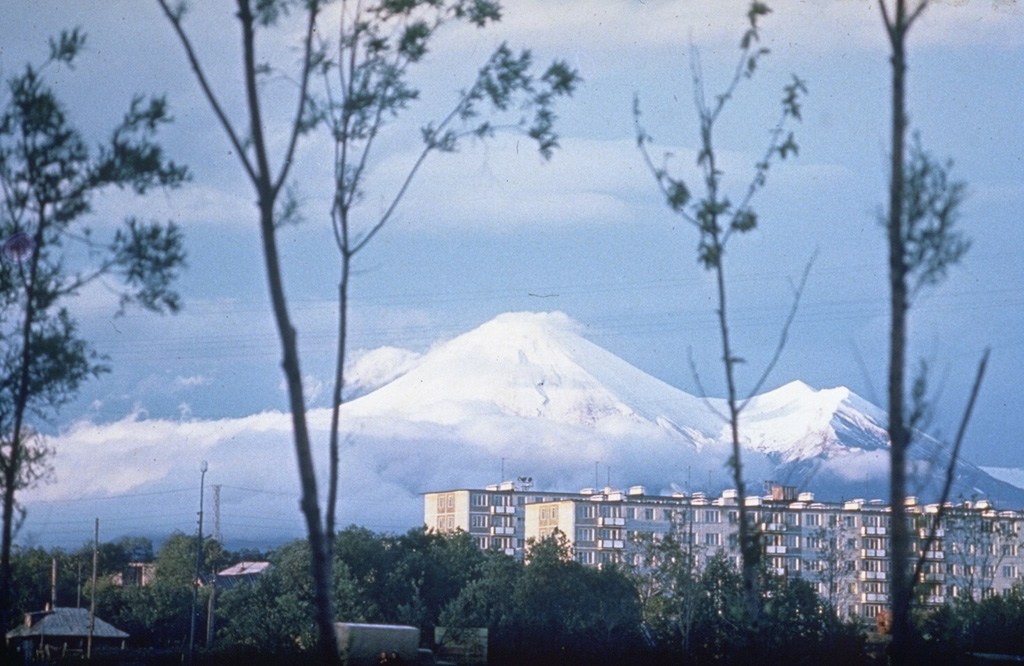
[5,607,128,662]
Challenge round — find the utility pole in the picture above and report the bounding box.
[189,461,208,663]
[50,556,57,609]
[87,518,98,659]
[206,581,216,648]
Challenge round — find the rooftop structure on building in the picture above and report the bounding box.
[424,481,1024,621]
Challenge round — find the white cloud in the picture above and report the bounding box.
[174,374,213,389]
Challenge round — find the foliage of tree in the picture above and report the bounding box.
[917,584,1024,662]
[0,30,187,627]
[634,1,807,627]
[685,553,862,666]
[97,533,223,649]
[442,534,643,666]
[215,539,367,654]
[624,511,702,652]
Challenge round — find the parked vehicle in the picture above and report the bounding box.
[335,623,452,666]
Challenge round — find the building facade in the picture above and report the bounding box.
[424,482,1024,620]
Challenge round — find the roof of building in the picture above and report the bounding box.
[215,560,271,590]
[218,561,271,577]
[5,607,129,640]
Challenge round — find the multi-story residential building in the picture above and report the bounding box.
[424,481,1024,620]
[424,481,595,558]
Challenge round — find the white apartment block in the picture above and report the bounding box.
[424,482,1024,621]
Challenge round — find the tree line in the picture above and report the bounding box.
[5,527,1023,665]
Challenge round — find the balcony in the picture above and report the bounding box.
[919,528,944,538]
[860,593,888,603]
[861,549,887,558]
[861,526,887,536]
[859,571,886,581]
[923,551,944,560]
[490,505,515,515]
[766,545,787,554]
[597,540,625,549]
[598,516,625,527]
[490,526,515,536]
[762,523,787,532]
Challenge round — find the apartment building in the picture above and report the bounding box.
[424,481,594,558]
[424,482,1024,620]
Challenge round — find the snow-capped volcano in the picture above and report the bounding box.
[347,311,718,431]
[342,311,1024,506]
[21,310,1023,549]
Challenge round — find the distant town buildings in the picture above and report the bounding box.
[424,481,1024,620]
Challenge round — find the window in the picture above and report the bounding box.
[551,506,558,520]
[705,532,721,546]
[446,515,454,530]
[785,512,799,526]
[470,515,487,528]
[644,509,654,520]
[472,493,488,507]
[577,528,595,542]
[1002,565,1018,579]
[728,511,738,524]
[437,496,445,511]
[447,494,455,510]
[579,505,597,519]
[703,510,721,524]
[805,513,822,527]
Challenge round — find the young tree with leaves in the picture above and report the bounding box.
[634,2,806,628]
[156,1,575,661]
[315,0,577,547]
[0,30,187,627]
[155,1,342,659]
[877,1,978,661]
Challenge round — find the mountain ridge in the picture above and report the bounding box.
[342,311,1024,506]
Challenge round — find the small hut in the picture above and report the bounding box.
[5,607,128,662]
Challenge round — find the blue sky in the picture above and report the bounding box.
[3,1,1023,545]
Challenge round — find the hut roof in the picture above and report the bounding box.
[5,607,129,640]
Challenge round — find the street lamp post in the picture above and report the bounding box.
[188,461,208,662]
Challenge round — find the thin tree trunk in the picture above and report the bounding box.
[886,1,911,661]
[326,250,351,549]
[234,0,338,659]
[1,219,45,626]
[256,200,339,664]
[714,259,756,627]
